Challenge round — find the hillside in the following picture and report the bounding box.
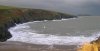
[0,5,77,42]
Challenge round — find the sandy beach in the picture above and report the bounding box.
[0,41,77,51]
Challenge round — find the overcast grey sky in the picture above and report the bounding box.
[0,0,100,15]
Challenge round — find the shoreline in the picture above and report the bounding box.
[0,7,77,42]
[0,41,77,51]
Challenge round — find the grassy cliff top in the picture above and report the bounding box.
[0,5,75,25]
[0,5,15,9]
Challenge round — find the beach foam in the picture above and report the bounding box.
[52,18,76,21]
[8,21,100,45]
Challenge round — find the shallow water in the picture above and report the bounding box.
[8,16,100,45]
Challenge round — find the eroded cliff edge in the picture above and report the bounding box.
[0,8,77,42]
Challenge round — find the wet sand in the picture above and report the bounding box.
[0,41,77,51]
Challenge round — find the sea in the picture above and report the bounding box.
[8,16,100,46]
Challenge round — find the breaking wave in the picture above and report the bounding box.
[8,20,100,45]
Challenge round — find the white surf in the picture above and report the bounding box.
[8,21,100,45]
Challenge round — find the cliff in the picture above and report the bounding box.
[0,6,77,42]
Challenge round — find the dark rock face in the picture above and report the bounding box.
[0,26,12,42]
[0,8,77,42]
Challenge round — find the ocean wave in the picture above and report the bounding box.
[8,22,99,45]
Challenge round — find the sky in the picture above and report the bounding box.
[0,0,100,15]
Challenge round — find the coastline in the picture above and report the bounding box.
[0,6,77,42]
[0,5,77,51]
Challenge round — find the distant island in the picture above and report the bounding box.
[0,5,77,42]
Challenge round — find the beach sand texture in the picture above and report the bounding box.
[0,41,77,51]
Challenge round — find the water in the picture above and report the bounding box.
[8,16,100,45]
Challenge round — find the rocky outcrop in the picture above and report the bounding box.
[0,8,77,42]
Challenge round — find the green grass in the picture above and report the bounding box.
[0,5,15,9]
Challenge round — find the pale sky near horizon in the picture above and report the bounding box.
[0,0,100,15]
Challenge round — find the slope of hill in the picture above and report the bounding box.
[0,5,77,42]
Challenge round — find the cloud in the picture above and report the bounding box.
[0,0,100,15]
